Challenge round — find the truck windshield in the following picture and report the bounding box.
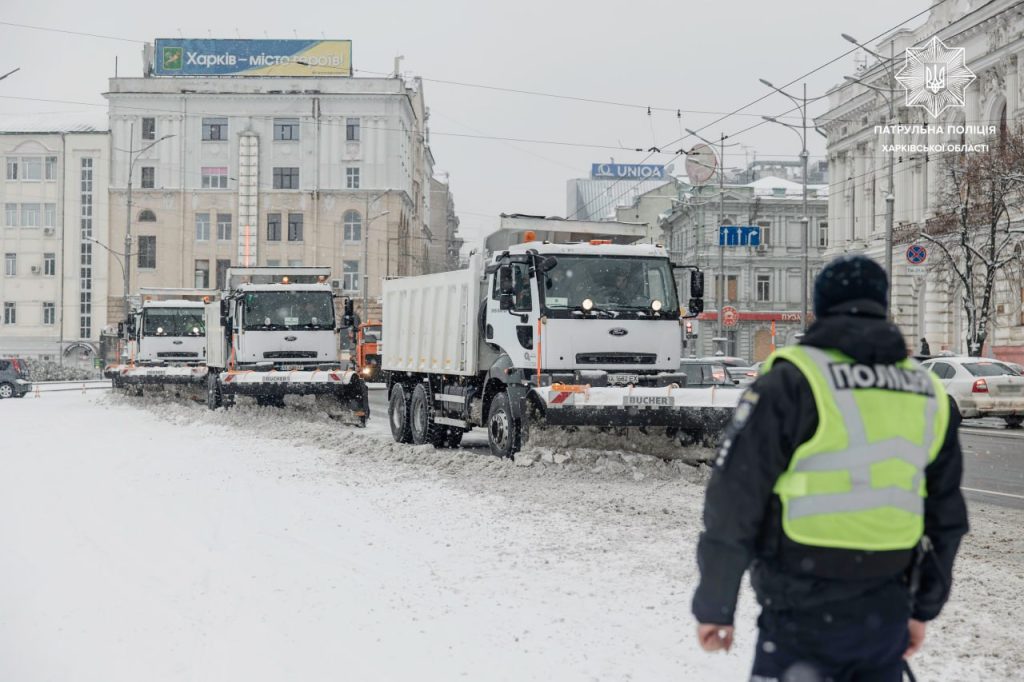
[540,256,679,316]
[362,325,381,341]
[242,291,335,331]
[142,308,205,337]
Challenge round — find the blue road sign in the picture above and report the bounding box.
[719,226,761,247]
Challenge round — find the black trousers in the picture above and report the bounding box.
[750,609,910,682]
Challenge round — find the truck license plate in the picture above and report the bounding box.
[624,395,675,407]
[262,375,290,382]
[147,369,165,375]
[608,374,639,385]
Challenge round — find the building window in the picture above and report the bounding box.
[3,302,15,324]
[266,259,280,267]
[44,203,56,228]
[5,158,16,180]
[287,259,303,267]
[43,302,55,325]
[266,213,282,241]
[194,259,210,288]
[137,236,156,269]
[346,167,360,189]
[202,117,228,141]
[45,156,58,180]
[714,274,738,303]
[342,260,360,291]
[195,213,210,241]
[5,203,17,227]
[201,166,228,189]
[346,118,360,141]
[818,221,828,247]
[20,203,41,227]
[216,260,231,290]
[138,209,156,222]
[273,167,299,189]
[757,221,771,246]
[343,210,362,242]
[142,117,156,140]
[80,158,93,338]
[217,213,232,241]
[141,166,155,189]
[21,157,42,181]
[287,213,303,242]
[4,253,15,276]
[756,274,772,302]
[274,118,299,141]
[43,252,56,276]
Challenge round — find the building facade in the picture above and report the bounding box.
[105,47,453,321]
[818,0,1024,361]
[428,176,462,274]
[660,176,829,361]
[0,120,111,367]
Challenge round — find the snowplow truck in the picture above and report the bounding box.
[107,288,217,398]
[203,266,369,424]
[355,321,383,382]
[382,217,741,458]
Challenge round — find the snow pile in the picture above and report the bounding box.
[25,360,96,382]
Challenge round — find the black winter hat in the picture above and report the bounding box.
[813,254,888,318]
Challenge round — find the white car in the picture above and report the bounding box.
[921,357,1024,428]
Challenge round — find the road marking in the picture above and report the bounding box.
[961,486,1024,500]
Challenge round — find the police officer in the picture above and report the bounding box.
[693,255,968,681]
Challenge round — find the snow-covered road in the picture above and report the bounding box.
[2,391,1022,681]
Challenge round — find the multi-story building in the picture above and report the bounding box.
[0,118,110,367]
[428,176,462,273]
[817,0,1024,361]
[567,163,674,222]
[660,176,829,361]
[105,40,451,321]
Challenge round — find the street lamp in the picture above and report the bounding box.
[758,78,829,332]
[83,237,126,281]
[843,33,898,310]
[685,128,741,355]
[123,129,175,320]
[0,67,20,82]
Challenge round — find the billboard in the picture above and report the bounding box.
[153,39,352,77]
[591,163,666,180]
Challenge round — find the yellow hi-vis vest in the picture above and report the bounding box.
[763,346,949,552]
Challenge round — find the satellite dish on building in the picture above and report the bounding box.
[685,143,717,186]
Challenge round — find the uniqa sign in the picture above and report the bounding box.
[590,163,666,180]
[153,39,352,77]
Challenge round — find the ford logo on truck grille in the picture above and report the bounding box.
[284,336,297,342]
[609,328,628,337]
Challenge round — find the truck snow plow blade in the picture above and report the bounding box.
[114,366,209,385]
[527,384,741,454]
[219,369,369,423]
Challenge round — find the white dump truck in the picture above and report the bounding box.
[107,288,216,398]
[203,266,368,423]
[382,215,741,457]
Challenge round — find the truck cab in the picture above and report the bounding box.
[126,301,207,366]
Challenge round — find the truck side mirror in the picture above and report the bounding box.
[688,298,704,315]
[117,322,124,337]
[341,299,355,328]
[498,266,514,295]
[218,299,230,327]
[538,256,558,273]
[690,269,705,298]
[498,293,514,311]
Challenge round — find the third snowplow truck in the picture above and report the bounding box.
[382,215,741,457]
[203,266,369,424]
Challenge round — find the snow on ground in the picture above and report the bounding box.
[1,390,1022,681]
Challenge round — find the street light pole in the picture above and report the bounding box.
[843,34,898,311]
[122,129,175,320]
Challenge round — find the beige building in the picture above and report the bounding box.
[105,48,452,321]
[0,117,110,367]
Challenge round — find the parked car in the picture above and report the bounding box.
[0,358,32,399]
[679,359,736,387]
[700,355,751,368]
[921,356,1024,428]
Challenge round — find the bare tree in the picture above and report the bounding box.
[920,126,1024,356]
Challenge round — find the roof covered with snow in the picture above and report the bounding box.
[744,175,829,198]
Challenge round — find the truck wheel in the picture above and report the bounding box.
[389,384,413,443]
[410,383,446,446]
[487,391,521,458]
[206,373,223,410]
[0,382,13,399]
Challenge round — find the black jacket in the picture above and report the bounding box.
[692,303,969,626]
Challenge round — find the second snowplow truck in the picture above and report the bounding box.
[382,216,741,457]
[204,266,369,424]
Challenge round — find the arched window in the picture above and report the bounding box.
[138,209,156,222]
[343,210,362,242]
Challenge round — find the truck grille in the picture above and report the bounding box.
[263,351,318,359]
[575,353,657,365]
[157,352,199,358]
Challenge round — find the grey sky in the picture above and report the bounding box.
[1,0,928,245]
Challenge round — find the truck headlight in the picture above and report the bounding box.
[581,298,594,311]
[651,299,663,312]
